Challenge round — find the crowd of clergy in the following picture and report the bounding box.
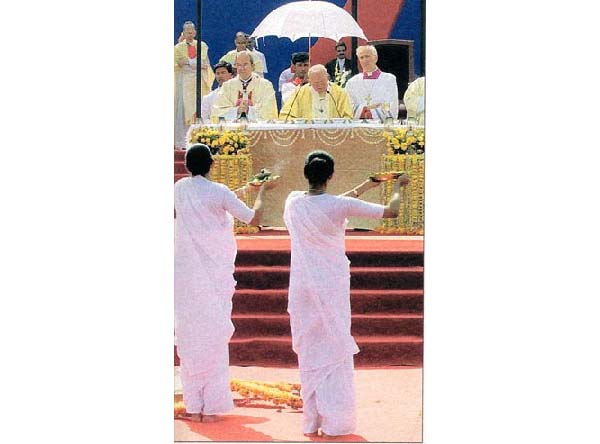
[174,22,424,149]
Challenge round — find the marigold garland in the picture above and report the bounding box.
[230,378,303,409]
[383,127,425,155]
[174,378,303,417]
[375,153,425,234]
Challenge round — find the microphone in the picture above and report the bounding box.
[327,87,340,118]
[284,84,303,122]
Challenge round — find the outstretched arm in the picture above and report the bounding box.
[382,175,410,218]
[339,179,379,198]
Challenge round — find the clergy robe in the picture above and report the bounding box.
[283,191,385,435]
[174,40,214,149]
[279,82,353,121]
[212,73,278,122]
[174,175,255,414]
[403,77,425,125]
[345,70,399,120]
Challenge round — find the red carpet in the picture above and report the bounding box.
[175,234,424,368]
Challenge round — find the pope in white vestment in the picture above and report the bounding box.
[345,45,399,120]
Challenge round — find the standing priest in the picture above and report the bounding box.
[174,21,214,149]
[345,45,399,120]
[212,51,277,122]
[279,64,353,120]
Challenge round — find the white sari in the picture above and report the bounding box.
[174,176,254,414]
[283,191,383,434]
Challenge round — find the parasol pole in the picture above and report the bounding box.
[195,0,202,122]
[351,0,358,74]
[308,0,312,60]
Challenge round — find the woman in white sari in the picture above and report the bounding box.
[283,150,409,437]
[175,144,273,422]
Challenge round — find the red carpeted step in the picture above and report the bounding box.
[235,266,424,290]
[233,288,423,314]
[235,250,423,267]
[174,334,423,367]
[174,150,186,161]
[174,162,188,174]
[231,313,423,337]
[225,336,423,367]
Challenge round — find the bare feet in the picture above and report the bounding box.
[320,432,350,440]
[201,415,221,423]
[188,413,203,422]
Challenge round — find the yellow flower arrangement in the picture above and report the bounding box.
[189,126,250,155]
[383,127,425,155]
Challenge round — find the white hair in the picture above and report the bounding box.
[356,45,378,57]
[307,64,328,77]
[182,21,195,31]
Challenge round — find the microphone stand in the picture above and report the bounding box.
[284,81,305,122]
[327,86,341,118]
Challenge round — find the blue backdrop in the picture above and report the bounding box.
[174,0,424,94]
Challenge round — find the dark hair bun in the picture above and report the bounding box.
[304,150,334,186]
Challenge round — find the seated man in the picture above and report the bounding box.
[280,52,310,104]
[200,62,234,122]
[279,64,353,120]
[246,35,267,78]
[345,45,399,120]
[403,76,425,125]
[278,65,295,92]
[220,32,264,76]
[212,51,277,122]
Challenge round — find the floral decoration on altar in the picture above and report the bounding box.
[189,127,251,155]
[383,127,425,155]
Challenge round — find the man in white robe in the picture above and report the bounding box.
[200,62,233,122]
[403,76,425,125]
[278,65,295,92]
[175,144,273,421]
[345,45,399,120]
[280,52,310,104]
[283,150,409,436]
[174,21,214,149]
[212,51,278,122]
[247,35,268,77]
[220,32,265,76]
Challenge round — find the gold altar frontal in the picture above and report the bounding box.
[247,126,389,229]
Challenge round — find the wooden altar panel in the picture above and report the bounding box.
[245,128,389,229]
